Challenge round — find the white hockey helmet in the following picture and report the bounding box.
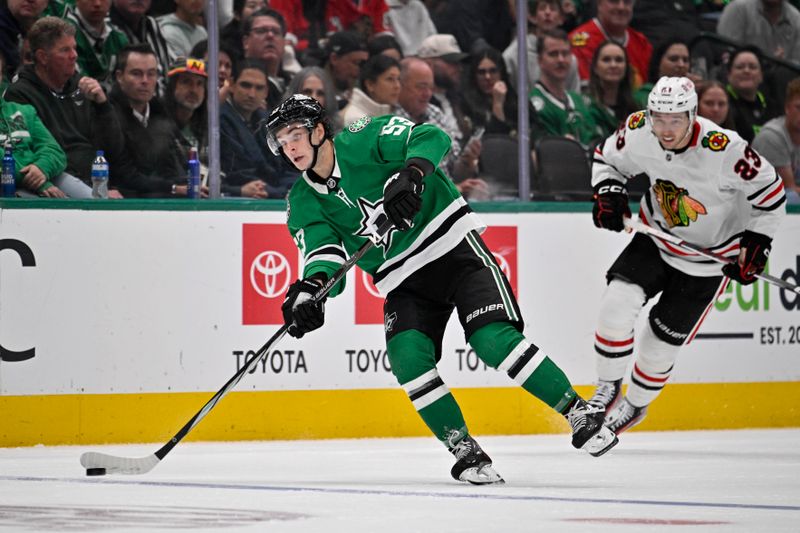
[647,76,698,125]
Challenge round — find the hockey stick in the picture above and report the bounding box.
[624,217,800,295]
[80,212,394,476]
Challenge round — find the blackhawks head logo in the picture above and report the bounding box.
[654,179,707,227]
[627,111,646,130]
[570,32,589,47]
[701,131,729,152]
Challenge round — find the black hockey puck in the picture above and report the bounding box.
[86,468,106,476]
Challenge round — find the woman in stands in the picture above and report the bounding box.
[461,46,518,136]
[725,46,779,143]
[696,80,735,129]
[634,37,694,108]
[339,54,401,126]
[585,41,637,138]
[285,66,342,134]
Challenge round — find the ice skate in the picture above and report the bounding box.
[587,379,623,412]
[564,398,619,457]
[604,397,648,435]
[449,435,505,485]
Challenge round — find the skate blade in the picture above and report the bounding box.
[584,427,619,457]
[459,465,505,485]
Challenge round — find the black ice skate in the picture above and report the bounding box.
[604,397,648,435]
[564,398,619,457]
[449,435,505,485]
[587,379,623,412]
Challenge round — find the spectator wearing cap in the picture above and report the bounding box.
[110,0,172,97]
[416,33,470,141]
[0,0,48,80]
[5,16,129,197]
[323,31,368,110]
[164,55,208,171]
[109,43,191,197]
[242,8,293,110]
[64,0,129,87]
[568,0,652,88]
[220,58,298,198]
[157,0,207,61]
[718,0,800,64]
[383,0,436,56]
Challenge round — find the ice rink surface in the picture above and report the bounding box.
[1,429,798,532]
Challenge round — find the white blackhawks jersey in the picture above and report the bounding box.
[592,113,787,277]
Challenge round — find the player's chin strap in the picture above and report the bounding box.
[623,217,800,295]
[306,129,325,170]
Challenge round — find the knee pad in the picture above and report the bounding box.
[631,321,680,388]
[597,279,647,339]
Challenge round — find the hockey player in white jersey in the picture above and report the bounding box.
[588,76,786,435]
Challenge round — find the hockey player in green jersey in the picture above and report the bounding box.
[267,94,618,484]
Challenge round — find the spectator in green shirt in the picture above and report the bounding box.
[529,28,599,147]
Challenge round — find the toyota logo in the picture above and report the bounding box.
[361,270,382,298]
[250,251,292,298]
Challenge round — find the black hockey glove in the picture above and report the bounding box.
[722,230,772,285]
[383,166,423,231]
[281,277,327,338]
[592,179,631,232]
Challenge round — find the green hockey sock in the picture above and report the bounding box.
[387,330,469,446]
[469,322,576,412]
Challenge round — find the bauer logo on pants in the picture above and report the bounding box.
[242,224,299,325]
[354,226,519,324]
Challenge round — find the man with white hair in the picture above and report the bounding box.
[588,76,786,435]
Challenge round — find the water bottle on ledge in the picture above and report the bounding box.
[2,142,15,198]
[91,150,109,199]
[187,147,200,199]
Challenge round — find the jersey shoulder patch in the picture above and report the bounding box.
[701,130,730,152]
[627,111,646,130]
[347,116,371,133]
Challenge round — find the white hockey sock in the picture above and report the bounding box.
[595,279,647,381]
[626,323,681,407]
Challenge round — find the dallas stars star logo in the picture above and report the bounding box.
[355,197,396,253]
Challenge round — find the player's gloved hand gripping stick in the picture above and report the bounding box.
[80,214,395,476]
[624,217,799,295]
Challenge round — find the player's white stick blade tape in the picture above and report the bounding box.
[80,451,160,475]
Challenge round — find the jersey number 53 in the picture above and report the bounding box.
[380,117,414,136]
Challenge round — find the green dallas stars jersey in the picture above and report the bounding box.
[286,114,485,297]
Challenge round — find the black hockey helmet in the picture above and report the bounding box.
[266,94,331,157]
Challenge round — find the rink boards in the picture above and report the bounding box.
[1,201,798,446]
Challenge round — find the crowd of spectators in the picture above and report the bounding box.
[0,0,798,201]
